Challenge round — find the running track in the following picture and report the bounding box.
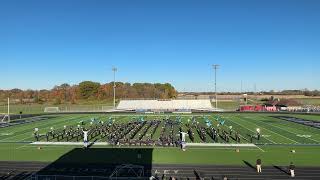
[0,161,320,179]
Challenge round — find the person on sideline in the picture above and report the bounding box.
[82,129,90,148]
[256,159,262,173]
[289,162,295,178]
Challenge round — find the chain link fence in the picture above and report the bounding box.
[0,104,114,114]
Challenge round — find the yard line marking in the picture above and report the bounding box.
[258,117,320,144]
[255,145,266,153]
[186,143,257,147]
[274,126,320,143]
[19,144,262,152]
[16,116,89,142]
[12,115,101,148]
[5,115,94,143]
[236,116,299,144]
[17,135,35,142]
[16,145,82,149]
[188,147,261,151]
[0,115,75,141]
[225,116,277,144]
[15,144,29,150]
[252,116,314,144]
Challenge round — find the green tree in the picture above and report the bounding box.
[79,81,101,99]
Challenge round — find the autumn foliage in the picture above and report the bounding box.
[0,81,177,105]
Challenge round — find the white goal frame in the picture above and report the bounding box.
[1,98,10,123]
[1,114,9,123]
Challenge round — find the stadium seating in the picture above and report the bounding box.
[117,99,217,112]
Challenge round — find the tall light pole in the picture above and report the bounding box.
[213,64,220,109]
[112,67,117,109]
[7,97,10,122]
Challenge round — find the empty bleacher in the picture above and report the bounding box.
[117,99,218,112]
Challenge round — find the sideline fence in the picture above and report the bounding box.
[0,104,114,114]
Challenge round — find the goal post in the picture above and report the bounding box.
[1,114,9,123]
[1,98,10,123]
[44,107,60,113]
[7,98,10,122]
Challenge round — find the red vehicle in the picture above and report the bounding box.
[239,105,266,112]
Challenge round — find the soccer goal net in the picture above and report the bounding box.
[44,107,60,113]
[1,114,9,123]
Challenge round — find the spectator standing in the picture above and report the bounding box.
[256,159,262,173]
[289,162,295,178]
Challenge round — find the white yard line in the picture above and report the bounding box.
[187,142,265,152]
[258,117,320,144]
[17,145,82,149]
[187,147,261,151]
[236,116,299,144]
[186,143,256,147]
[227,116,277,144]
[255,145,266,153]
[29,142,265,152]
[0,115,74,142]
[12,115,97,148]
[265,122,320,143]
[15,144,30,150]
[31,142,110,146]
[3,115,96,143]
[32,142,254,147]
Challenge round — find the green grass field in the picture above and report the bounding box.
[0,113,320,167]
[0,100,115,114]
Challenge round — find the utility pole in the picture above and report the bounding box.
[213,64,220,109]
[7,97,10,122]
[254,83,257,101]
[254,83,257,93]
[112,67,117,109]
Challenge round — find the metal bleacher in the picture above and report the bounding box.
[116,99,218,112]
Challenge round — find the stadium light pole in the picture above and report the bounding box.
[7,97,10,122]
[213,64,220,109]
[112,67,118,109]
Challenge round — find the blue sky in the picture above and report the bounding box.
[1,0,319,92]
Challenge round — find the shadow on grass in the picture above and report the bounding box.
[0,171,32,179]
[242,160,255,171]
[273,165,289,175]
[193,169,203,179]
[36,148,153,178]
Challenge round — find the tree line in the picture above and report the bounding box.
[0,81,177,105]
[181,89,320,96]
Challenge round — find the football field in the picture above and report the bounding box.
[0,113,320,166]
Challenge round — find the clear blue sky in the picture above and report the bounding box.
[1,0,319,92]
